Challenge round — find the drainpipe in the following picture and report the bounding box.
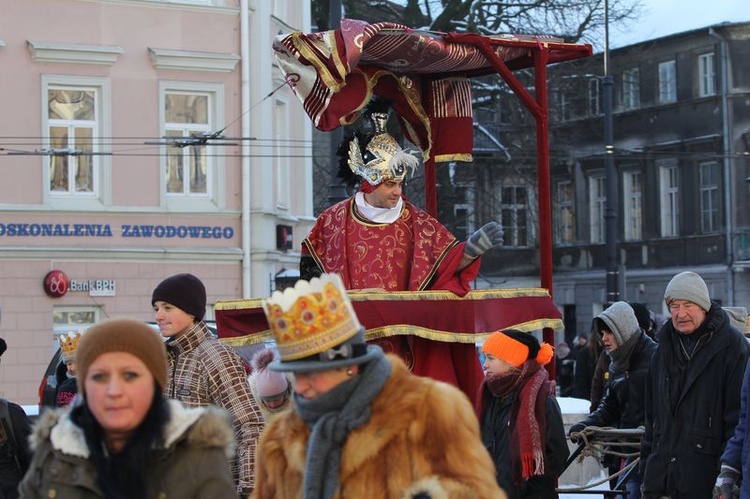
[709,27,733,304]
[240,0,252,298]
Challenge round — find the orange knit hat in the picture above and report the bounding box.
[482,330,554,367]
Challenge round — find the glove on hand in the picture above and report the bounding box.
[465,222,503,258]
[568,422,588,443]
[713,464,740,499]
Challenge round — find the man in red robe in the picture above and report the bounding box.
[300,108,503,402]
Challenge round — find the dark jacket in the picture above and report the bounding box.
[0,400,32,499]
[640,303,750,498]
[19,400,237,499]
[720,358,750,498]
[480,388,569,498]
[572,346,596,400]
[578,331,657,430]
[589,350,611,412]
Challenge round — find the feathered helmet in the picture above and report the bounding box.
[339,99,419,188]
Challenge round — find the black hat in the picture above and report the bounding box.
[152,273,206,321]
[628,302,652,332]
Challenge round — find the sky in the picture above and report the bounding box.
[607,0,747,48]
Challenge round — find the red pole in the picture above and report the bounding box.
[533,48,556,379]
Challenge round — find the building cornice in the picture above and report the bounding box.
[148,48,240,73]
[27,41,124,65]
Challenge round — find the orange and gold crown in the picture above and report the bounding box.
[262,274,361,362]
[58,331,83,363]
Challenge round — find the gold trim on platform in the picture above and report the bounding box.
[215,287,555,310]
[218,318,564,348]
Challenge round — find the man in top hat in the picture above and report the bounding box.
[252,273,504,498]
[300,102,503,401]
[640,271,750,498]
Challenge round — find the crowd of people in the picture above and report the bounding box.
[3,105,750,498]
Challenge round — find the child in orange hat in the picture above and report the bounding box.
[476,329,569,498]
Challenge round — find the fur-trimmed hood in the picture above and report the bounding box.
[30,399,235,459]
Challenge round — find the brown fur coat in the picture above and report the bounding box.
[251,354,505,499]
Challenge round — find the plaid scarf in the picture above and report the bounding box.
[478,360,551,483]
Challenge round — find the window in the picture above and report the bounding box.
[556,181,575,245]
[698,52,716,97]
[588,78,601,116]
[160,82,224,204]
[622,68,640,110]
[274,97,290,210]
[623,171,642,241]
[46,85,101,195]
[589,175,606,243]
[700,161,719,233]
[453,184,475,242]
[53,306,102,350]
[658,60,676,104]
[500,184,529,247]
[658,160,679,237]
[558,90,571,121]
[164,92,211,196]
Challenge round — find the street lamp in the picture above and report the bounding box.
[603,0,619,305]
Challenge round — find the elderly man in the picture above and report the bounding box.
[640,271,750,498]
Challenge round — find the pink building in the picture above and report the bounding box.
[0,0,313,404]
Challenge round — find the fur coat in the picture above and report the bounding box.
[251,354,505,499]
[18,400,237,498]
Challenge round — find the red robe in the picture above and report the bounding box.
[302,197,485,401]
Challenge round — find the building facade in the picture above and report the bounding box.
[459,22,750,337]
[0,0,313,404]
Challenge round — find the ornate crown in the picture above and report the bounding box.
[58,331,82,364]
[348,111,419,185]
[262,274,361,362]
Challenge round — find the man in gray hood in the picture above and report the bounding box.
[569,301,657,498]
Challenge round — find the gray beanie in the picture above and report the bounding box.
[664,271,711,312]
[595,301,640,347]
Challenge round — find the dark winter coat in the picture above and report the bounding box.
[480,389,569,498]
[720,358,750,498]
[640,303,750,498]
[18,400,237,498]
[572,346,596,401]
[0,400,32,499]
[577,331,657,430]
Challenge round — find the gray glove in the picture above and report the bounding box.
[465,222,503,258]
[713,464,740,499]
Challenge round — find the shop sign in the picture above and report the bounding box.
[42,271,116,297]
[43,270,69,298]
[69,279,116,297]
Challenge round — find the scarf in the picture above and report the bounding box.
[478,360,550,483]
[609,329,642,373]
[354,191,403,224]
[294,351,391,499]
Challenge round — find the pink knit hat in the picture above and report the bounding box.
[251,348,290,400]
